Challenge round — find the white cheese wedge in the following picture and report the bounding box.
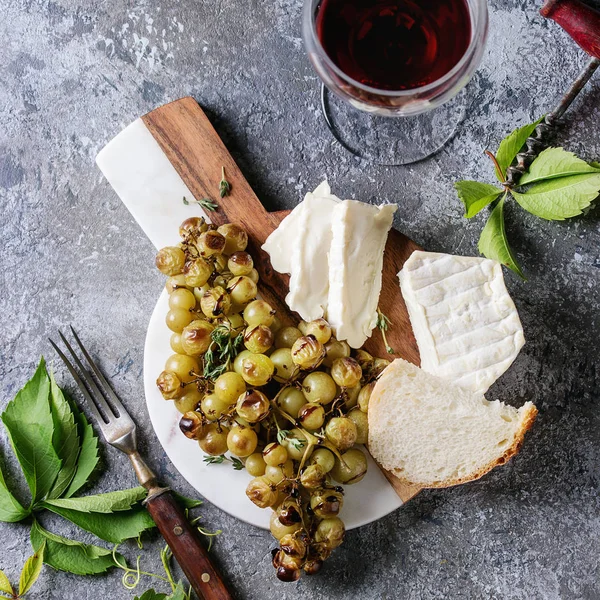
[327,200,397,348]
[262,181,340,274]
[285,193,338,321]
[398,251,525,395]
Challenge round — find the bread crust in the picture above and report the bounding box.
[368,359,538,489]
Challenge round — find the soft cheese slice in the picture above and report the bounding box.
[399,251,525,395]
[327,200,396,348]
[285,192,338,321]
[368,359,537,488]
[262,181,340,274]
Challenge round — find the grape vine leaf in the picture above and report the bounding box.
[44,487,147,513]
[18,541,45,597]
[1,359,62,504]
[47,372,80,500]
[168,583,188,600]
[134,591,168,600]
[495,116,544,182]
[0,462,29,522]
[478,196,525,279]
[63,399,99,498]
[174,494,203,510]
[0,570,14,597]
[30,520,121,575]
[42,503,155,544]
[454,181,502,218]
[519,147,600,186]
[513,173,600,221]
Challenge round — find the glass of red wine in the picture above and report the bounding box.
[303,0,489,164]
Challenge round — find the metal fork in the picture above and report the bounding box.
[50,326,233,600]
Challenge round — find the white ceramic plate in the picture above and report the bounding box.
[144,289,404,530]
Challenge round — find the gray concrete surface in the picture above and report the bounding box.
[1,0,599,598]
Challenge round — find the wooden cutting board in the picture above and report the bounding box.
[142,97,422,503]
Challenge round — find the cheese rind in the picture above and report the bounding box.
[285,192,338,321]
[398,251,525,395]
[327,200,397,348]
[262,181,339,275]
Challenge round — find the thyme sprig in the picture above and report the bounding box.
[219,166,231,198]
[203,325,244,380]
[203,455,244,470]
[376,308,394,354]
[182,196,218,212]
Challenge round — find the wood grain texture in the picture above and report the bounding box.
[145,489,233,600]
[142,96,421,504]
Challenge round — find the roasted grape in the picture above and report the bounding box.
[347,408,368,444]
[217,223,248,254]
[165,273,190,294]
[246,476,277,508]
[275,326,303,349]
[297,403,325,430]
[227,426,258,457]
[236,390,270,423]
[228,251,253,276]
[330,357,362,388]
[322,339,351,368]
[270,348,295,382]
[165,308,195,333]
[200,393,230,420]
[244,325,274,354]
[314,517,345,549]
[265,460,294,484]
[198,423,229,455]
[245,453,267,477]
[303,319,332,344]
[276,388,306,418]
[155,246,185,276]
[239,353,274,386]
[227,276,258,306]
[291,335,325,370]
[170,332,185,354]
[244,299,275,327]
[179,216,207,237]
[179,411,205,439]
[308,448,335,473]
[181,320,214,355]
[156,370,183,400]
[184,257,213,287]
[300,463,326,489]
[174,387,202,414]
[197,230,226,256]
[330,448,368,484]
[310,488,344,518]
[325,417,357,451]
[164,354,199,384]
[200,286,231,318]
[213,371,246,405]
[168,288,196,311]
[358,382,374,413]
[262,442,288,467]
[302,371,337,404]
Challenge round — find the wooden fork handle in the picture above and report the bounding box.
[145,489,234,600]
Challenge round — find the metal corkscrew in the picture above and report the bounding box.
[503,0,600,188]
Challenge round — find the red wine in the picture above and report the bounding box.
[315,0,472,91]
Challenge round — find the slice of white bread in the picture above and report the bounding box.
[368,359,537,488]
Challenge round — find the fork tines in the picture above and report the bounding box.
[48,326,133,433]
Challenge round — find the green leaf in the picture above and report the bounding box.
[1,358,62,504]
[495,117,544,182]
[44,487,147,513]
[519,147,600,186]
[30,520,120,575]
[41,504,155,544]
[478,196,525,279]
[173,494,203,510]
[168,583,188,600]
[18,541,45,597]
[47,373,80,499]
[454,180,502,218]
[0,570,14,597]
[134,591,168,600]
[64,401,99,498]
[513,173,600,221]
[0,462,29,522]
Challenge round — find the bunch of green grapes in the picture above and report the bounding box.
[154,217,390,582]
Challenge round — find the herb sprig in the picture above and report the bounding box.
[203,325,244,380]
[219,166,231,198]
[455,118,600,278]
[376,308,394,354]
[203,455,244,470]
[277,429,305,451]
[182,196,218,212]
